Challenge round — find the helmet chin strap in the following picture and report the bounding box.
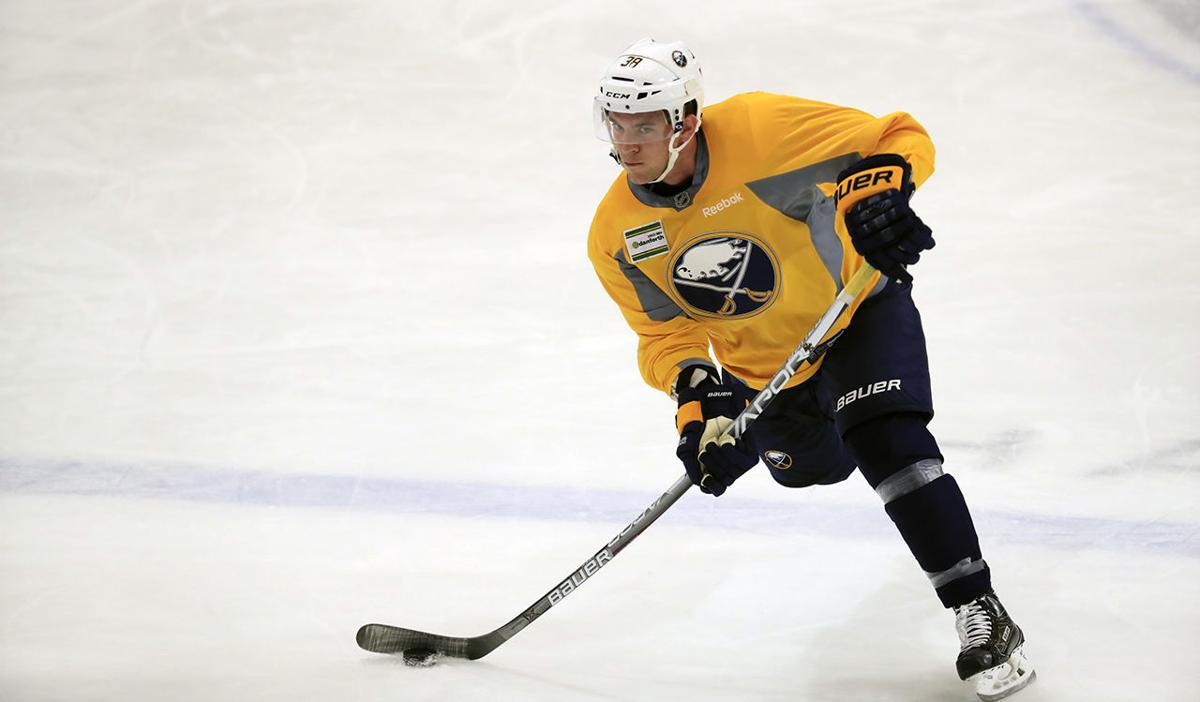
[648,118,701,185]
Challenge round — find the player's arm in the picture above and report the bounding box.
[854,110,935,189]
[791,102,935,185]
[586,225,711,396]
[819,108,937,283]
[747,96,935,282]
[587,226,758,496]
[761,95,934,188]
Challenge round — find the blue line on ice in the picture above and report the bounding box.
[1069,0,1200,86]
[1,456,1196,559]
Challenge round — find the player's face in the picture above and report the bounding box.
[605,111,675,184]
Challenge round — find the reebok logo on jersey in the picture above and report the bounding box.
[836,379,902,412]
[702,192,745,217]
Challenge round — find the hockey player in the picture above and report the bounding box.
[587,38,1036,701]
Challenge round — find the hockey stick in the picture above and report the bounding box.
[357,263,880,660]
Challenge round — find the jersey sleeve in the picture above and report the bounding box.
[749,94,935,190]
[587,218,711,396]
[864,110,934,188]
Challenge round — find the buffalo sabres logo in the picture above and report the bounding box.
[764,450,793,470]
[668,233,779,319]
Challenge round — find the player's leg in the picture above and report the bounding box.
[723,371,856,488]
[820,280,1035,700]
[845,413,992,607]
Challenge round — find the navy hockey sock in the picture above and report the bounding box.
[885,475,992,607]
[845,414,991,608]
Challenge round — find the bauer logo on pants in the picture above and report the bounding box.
[667,232,779,319]
[836,379,902,412]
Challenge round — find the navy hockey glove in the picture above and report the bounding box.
[674,366,758,497]
[836,154,935,284]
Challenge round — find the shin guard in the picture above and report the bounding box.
[884,473,991,607]
[845,414,990,607]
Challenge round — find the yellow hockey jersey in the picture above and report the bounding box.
[587,92,934,396]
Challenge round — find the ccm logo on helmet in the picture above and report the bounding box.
[604,90,631,99]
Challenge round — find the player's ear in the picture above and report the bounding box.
[680,114,701,141]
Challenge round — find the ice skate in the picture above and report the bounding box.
[954,591,1036,701]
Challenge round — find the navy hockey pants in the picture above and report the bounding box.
[726,278,936,489]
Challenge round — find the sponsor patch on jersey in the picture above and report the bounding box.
[667,232,780,319]
[624,221,669,262]
[764,450,793,470]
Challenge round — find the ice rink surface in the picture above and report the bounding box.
[2,1,1198,700]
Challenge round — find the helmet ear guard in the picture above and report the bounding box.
[668,80,703,129]
[654,113,701,184]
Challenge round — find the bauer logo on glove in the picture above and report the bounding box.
[673,365,759,497]
[834,161,905,211]
[835,153,935,284]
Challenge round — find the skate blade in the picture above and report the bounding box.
[971,645,1036,701]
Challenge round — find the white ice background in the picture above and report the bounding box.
[2,1,1199,700]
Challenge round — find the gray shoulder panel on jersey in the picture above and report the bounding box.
[746,153,863,293]
[615,249,686,322]
[628,131,710,211]
[806,191,846,292]
[745,153,862,222]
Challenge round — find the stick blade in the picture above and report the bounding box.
[356,623,472,659]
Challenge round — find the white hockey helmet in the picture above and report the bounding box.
[593,37,704,146]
